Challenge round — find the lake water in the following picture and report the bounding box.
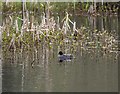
[2,44,118,92]
[2,15,118,92]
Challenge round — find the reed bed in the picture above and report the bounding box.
[2,12,118,54]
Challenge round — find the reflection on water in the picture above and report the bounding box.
[2,42,118,92]
[2,15,118,92]
[60,15,118,33]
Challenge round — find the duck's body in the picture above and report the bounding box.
[58,51,73,62]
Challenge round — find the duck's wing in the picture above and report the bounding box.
[58,55,66,60]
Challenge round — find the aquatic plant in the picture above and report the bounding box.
[2,2,119,16]
[1,11,118,54]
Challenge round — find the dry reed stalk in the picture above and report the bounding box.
[9,33,15,49]
[15,19,19,33]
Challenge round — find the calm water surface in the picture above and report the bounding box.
[2,44,118,92]
[2,15,118,92]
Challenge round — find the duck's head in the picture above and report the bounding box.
[59,59,63,62]
[59,51,63,55]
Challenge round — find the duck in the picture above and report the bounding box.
[58,51,73,62]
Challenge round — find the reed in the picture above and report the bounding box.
[2,11,118,54]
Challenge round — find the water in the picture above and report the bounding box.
[2,15,118,92]
[2,43,118,92]
[55,14,118,33]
